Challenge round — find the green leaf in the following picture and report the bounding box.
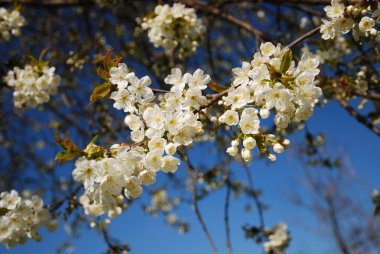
[279,49,292,74]
[90,83,112,103]
[89,135,99,145]
[39,47,49,63]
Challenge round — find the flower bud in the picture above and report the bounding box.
[165,143,177,156]
[243,137,257,149]
[268,153,277,162]
[241,149,252,162]
[273,143,284,153]
[231,139,239,147]
[226,146,238,156]
[138,170,156,186]
[260,108,270,119]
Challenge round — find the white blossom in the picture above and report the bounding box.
[321,1,379,40]
[4,65,61,108]
[0,190,57,249]
[141,3,205,58]
[0,8,26,41]
[264,223,291,253]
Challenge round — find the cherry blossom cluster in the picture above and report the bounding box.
[0,7,26,41]
[74,63,211,216]
[219,42,321,162]
[141,3,205,58]
[66,51,86,72]
[0,190,58,249]
[352,66,369,95]
[4,64,61,108]
[321,0,380,41]
[264,223,291,254]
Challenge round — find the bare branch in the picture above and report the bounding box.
[287,26,321,48]
[0,0,94,7]
[336,98,380,137]
[243,164,266,231]
[224,178,233,254]
[183,154,219,254]
[180,0,276,43]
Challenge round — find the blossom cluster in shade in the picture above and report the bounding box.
[264,223,291,254]
[219,42,322,162]
[73,63,211,217]
[144,190,188,234]
[141,3,205,58]
[321,0,380,41]
[0,7,26,41]
[0,190,58,249]
[302,36,352,66]
[4,65,61,108]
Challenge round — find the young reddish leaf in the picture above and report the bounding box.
[112,55,123,67]
[54,133,82,151]
[103,49,113,70]
[97,67,109,81]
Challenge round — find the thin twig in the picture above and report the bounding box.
[264,0,331,5]
[287,26,321,48]
[336,98,380,137]
[202,89,229,109]
[49,184,82,212]
[183,154,219,254]
[100,225,121,254]
[152,88,169,93]
[224,177,233,254]
[243,164,266,231]
[180,0,275,43]
[0,0,94,6]
[353,92,380,101]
